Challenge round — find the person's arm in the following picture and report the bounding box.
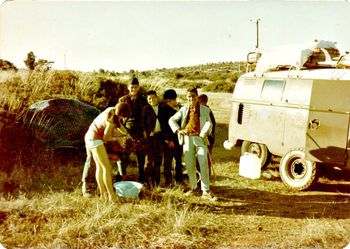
[103,109,119,141]
[199,107,212,138]
[117,123,128,135]
[141,105,149,139]
[168,108,183,133]
[210,110,216,130]
[103,120,115,142]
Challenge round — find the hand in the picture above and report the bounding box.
[177,129,187,135]
[143,131,148,139]
[167,140,175,149]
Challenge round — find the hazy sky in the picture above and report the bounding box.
[1,0,350,72]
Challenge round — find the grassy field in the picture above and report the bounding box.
[1,69,350,248]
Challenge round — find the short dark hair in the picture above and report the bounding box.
[163,89,177,100]
[187,87,198,95]
[146,90,157,96]
[198,94,208,104]
[115,102,131,117]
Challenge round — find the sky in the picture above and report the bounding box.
[0,0,350,72]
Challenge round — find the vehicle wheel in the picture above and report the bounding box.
[241,141,271,168]
[279,149,319,191]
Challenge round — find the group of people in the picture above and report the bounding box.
[81,77,217,202]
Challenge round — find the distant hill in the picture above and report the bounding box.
[98,61,246,93]
[0,61,246,117]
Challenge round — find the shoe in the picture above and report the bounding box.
[201,191,218,202]
[82,191,91,198]
[82,182,91,197]
[184,189,195,197]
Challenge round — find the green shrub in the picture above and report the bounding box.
[202,81,235,93]
[174,72,184,79]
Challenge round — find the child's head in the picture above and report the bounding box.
[115,102,131,118]
[146,90,159,107]
[198,94,208,105]
[163,89,178,108]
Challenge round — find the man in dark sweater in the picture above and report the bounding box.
[118,77,148,182]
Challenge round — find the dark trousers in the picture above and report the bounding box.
[136,150,145,182]
[128,129,146,183]
[144,134,163,186]
[163,144,183,186]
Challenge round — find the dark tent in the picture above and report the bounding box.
[23,98,100,149]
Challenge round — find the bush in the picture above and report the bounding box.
[94,77,128,109]
[202,81,235,93]
[0,59,18,71]
[175,72,184,79]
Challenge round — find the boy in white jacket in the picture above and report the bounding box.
[169,87,217,201]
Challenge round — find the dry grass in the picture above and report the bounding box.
[1,119,350,248]
[1,69,350,248]
[1,176,350,248]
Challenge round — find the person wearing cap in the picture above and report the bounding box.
[118,77,148,182]
[169,87,217,201]
[159,89,183,186]
[82,102,131,202]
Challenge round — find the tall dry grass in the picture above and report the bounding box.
[1,66,350,248]
[0,70,129,116]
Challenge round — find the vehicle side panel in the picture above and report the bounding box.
[305,79,350,167]
[230,101,285,156]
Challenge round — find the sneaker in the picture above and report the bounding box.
[82,191,92,198]
[202,191,218,202]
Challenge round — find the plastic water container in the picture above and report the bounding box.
[113,181,143,198]
[239,153,261,179]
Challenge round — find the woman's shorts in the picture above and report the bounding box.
[85,139,104,149]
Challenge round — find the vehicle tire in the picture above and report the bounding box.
[241,140,271,168]
[279,149,319,191]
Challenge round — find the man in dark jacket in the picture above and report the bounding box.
[159,89,183,186]
[119,77,148,182]
[142,90,165,186]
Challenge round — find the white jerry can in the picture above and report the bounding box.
[239,153,261,179]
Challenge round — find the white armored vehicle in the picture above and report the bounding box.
[224,40,350,190]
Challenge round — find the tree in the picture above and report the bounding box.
[24,51,36,70]
[24,51,53,71]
